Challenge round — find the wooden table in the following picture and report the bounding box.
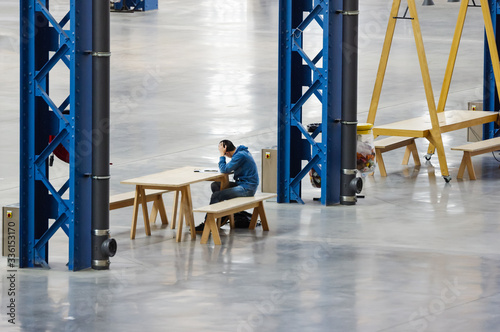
[365,0,500,182]
[121,166,228,242]
[373,110,499,179]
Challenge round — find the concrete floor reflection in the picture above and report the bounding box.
[1,0,500,331]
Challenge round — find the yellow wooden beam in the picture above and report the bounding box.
[481,0,500,101]
[367,0,401,125]
[437,0,469,113]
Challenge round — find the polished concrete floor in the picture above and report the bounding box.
[1,0,500,331]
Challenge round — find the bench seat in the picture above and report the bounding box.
[193,193,277,245]
[110,189,168,210]
[451,137,500,180]
[110,189,180,238]
[374,136,420,176]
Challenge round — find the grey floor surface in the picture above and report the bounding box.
[1,0,500,331]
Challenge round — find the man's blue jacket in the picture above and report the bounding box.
[218,145,259,192]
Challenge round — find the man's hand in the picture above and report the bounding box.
[218,142,227,157]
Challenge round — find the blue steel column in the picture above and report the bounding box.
[278,0,343,205]
[20,0,50,267]
[20,0,93,271]
[484,0,500,139]
[278,0,307,203]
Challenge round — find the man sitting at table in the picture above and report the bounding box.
[195,139,259,232]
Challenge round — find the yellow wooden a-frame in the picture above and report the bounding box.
[366,0,500,180]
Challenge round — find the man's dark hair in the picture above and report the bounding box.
[220,139,236,152]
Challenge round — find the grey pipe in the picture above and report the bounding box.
[340,0,362,205]
[92,0,116,269]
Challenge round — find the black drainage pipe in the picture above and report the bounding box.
[340,0,362,205]
[92,0,116,270]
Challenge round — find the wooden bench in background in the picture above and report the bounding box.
[374,136,420,176]
[451,137,500,180]
[193,193,277,245]
[110,189,179,238]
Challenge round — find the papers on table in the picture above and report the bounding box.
[194,169,219,173]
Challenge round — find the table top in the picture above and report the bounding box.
[373,110,498,138]
[121,166,227,188]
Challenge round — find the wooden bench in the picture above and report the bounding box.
[110,189,180,237]
[451,137,500,180]
[374,136,420,176]
[193,193,277,245]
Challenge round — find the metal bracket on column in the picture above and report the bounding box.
[92,175,111,180]
[337,10,359,15]
[92,52,112,57]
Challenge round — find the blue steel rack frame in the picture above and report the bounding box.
[112,0,158,11]
[20,0,93,271]
[484,0,500,138]
[278,0,343,205]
